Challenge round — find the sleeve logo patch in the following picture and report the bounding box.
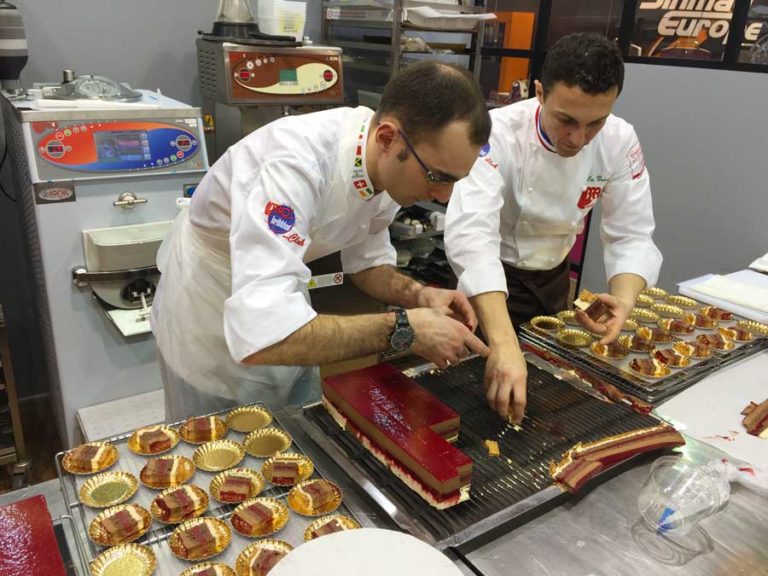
[577,186,603,209]
[627,143,646,180]
[265,201,296,235]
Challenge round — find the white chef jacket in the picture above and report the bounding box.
[445,97,662,299]
[151,106,399,412]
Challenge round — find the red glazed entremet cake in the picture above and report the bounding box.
[0,495,66,576]
[550,424,685,492]
[322,363,472,509]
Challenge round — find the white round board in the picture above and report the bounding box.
[270,528,463,576]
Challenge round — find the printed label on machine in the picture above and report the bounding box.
[33,182,77,204]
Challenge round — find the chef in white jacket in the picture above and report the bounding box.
[445,33,663,423]
[152,61,492,421]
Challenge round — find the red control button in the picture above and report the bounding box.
[323,70,333,82]
[238,69,251,81]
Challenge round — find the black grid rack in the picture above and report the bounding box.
[303,356,663,549]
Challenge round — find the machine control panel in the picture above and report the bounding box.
[230,50,340,97]
[32,119,204,175]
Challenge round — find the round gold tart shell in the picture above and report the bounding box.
[303,514,362,542]
[62,442,118,475]
[261,452,314,486]
[650,349,691,368]
[169,517,232,562]
[139,455,195,490]
[179,416,229,445]
[556,310,579,325]
[231,496,290,538]
[150,484,209,524]
[226,405,273,433]
[531,315,565,333]
[665,294,699,309]
[636,326,673,343]
[630,308,660,324]
[180,563,236,576]
[89,543,156,576]
[127,425,180,456]
[193,440,245,472]
[236,539,293,575]
[80,471,139,508]
[243,427,293,458]
[634,294,654,307]
[618,334,654,353]
[590,341,629,360]
[88,503,152,547]
[287,479,343,516]
[651,303,684,319]
[641,286,667,299]
[628,358,671,378]
[719,326,753,342]
[621,318,639,332]
[209,468,265,504]
[673,341,710,358]
[555,329,593,348]
[697,333,735,350]
[737,320,768,337]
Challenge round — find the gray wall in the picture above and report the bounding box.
[581,63,768,293]
[18,0,320,107]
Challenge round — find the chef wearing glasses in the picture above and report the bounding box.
[152,61,492,420]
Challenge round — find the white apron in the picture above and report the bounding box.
[151,205,318,422]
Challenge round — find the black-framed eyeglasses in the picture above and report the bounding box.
[398,129,458,185]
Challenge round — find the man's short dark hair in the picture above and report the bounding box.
[375,61,491,146]
[541,33,624,97]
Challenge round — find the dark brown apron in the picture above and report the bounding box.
[502,259,570,327]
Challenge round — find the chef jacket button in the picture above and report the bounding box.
[522,220,529,225]
[527,187,533,193]
[549,257,555,263]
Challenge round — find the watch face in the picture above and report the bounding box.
[390,327,414,352]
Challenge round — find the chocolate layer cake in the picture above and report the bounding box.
[219,475,253,503]
[249,549,287,575]
[138,429,172,453]
[232,502,274,536]
[742,399,768,438]
[180,523,217,558]
[322,363,472,509]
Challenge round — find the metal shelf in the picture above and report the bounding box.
[331,39,473,56]
[343,60,392,73]
[323,0,485,13]
[326,19,480,34]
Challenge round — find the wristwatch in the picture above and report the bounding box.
[388,307,415,353]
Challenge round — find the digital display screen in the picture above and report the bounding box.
[94,131,151,163]
[279,68,298,85]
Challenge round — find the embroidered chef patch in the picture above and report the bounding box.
[577,186,603,209]
[265,201,296,235]
[479,142,491,157]
[627,142,646,180]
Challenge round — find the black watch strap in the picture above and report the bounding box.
[387,307,415,354]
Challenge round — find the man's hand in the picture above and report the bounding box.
[416,286,478,332]
[408,307,489,369]
[484,345,528,423]
[575,293,634,344]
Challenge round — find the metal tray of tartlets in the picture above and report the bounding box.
[55,402,362,576]
[522,295,768,404]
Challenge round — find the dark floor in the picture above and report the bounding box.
[0,395,62,495]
